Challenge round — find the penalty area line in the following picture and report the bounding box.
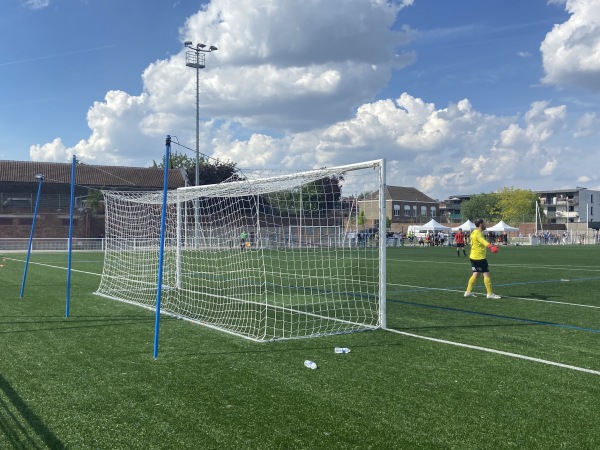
[386,328,600,376]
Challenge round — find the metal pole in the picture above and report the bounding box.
[194,62,200,248]
[184,41,218,185]
[587,202,590,244]
[184,41,218,248]
[20,174,44,298]
[195,63,200,186]
[65,155,76,317]
[566,198,569,244]
[154,135,171,359]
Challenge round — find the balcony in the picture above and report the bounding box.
[556,211,579,219]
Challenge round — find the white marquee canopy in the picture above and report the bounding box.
[486,220,520,232]
[451,219,477,232]
[419,219,452,231]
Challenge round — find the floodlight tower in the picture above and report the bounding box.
[184,41,218,187]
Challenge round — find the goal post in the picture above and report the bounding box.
[96,159,386,341]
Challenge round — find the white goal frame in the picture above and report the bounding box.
[96,159,386,341]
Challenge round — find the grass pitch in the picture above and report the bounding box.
[1,245,599,449]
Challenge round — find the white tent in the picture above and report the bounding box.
[419,219,451,231]
[451,219,477,232]
[487,220,519,232]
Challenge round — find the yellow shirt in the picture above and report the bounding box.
[469,229,490,260]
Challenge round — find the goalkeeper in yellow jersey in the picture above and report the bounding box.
[464,218,501,299]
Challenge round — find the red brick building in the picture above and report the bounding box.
[0,160,187,239]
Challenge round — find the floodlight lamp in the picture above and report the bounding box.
[184,41,193,46]
[198,43,207,48]
[209,45,218,51]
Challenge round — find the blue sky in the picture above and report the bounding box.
[1,0,599,199]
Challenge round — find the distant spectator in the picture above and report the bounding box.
[454,228,467,257]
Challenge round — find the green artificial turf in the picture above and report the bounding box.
[0,245,599,449]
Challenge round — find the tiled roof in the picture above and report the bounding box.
[0,160,186,189]
[386,186,437,203]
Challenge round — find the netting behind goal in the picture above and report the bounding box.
[96,160,386,341]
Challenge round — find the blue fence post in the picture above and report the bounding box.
[20,174,44,298]
[154,135,171,359]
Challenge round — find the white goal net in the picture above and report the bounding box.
[96,160,386,341]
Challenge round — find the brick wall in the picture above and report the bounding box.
[0,212,104,239]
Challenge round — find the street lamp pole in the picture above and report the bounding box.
[184,41,218,186]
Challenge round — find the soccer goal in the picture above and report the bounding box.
[96,160,386,341]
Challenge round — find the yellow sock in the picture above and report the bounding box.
[484,277,493,294]
[467,274,477,292]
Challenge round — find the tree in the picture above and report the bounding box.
[151,152,195,170]
[386,216,392,230]
[84,188,104,214]
[496,187,538,225]
[264,176,343,215]
[358,210,366,229]
[151,151,241,185]
[461,188,541,225]
[460,193,501,222]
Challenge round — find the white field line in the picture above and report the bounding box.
[486,294,600,309]
[388,257,600,272]
[2,257,101,277]
[387,328,600,376]
[387,282,600,310]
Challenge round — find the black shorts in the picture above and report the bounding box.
[456,243,465,248]
[470,258,489,273]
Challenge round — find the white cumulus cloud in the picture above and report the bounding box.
[541,0,600,92]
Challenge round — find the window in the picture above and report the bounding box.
[413,205,417,217]
[430,206,436,217]
[393,204,401,217]
[404,205,411,217]
[420,206,427,217]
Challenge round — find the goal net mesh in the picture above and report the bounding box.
[96,160,385,341]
